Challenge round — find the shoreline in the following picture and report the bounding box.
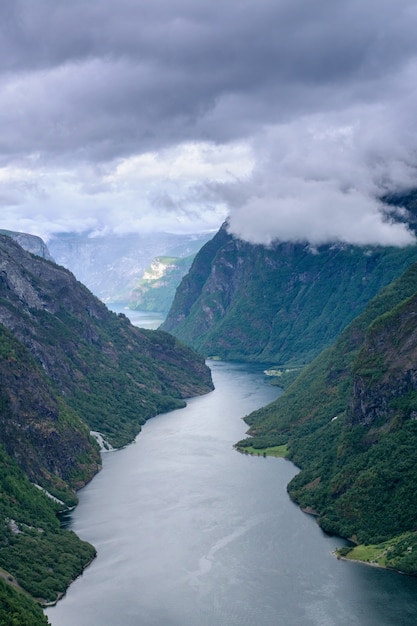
[332,550,411,577]
[240,445,417,579]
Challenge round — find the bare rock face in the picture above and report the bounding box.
[0,228,54,261]
[348,291,417,429]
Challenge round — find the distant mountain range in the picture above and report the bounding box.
[47,231,212,305]
[129,254,197,314]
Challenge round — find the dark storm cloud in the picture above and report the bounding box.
[0,0,416,161]
[1,0,417,243]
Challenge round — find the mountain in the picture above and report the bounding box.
[0,234,213,447]
[48,231,212,304]
[0,234,213,613]
[129,254,196,314]
[238,261,417,574]
[0,229,54,261]
[162,222,417,365]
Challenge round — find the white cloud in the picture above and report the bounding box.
[225,91,417,246]
[107,142,254,184]
[0,141,252,239]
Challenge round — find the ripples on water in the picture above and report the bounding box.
[46,361,417,626]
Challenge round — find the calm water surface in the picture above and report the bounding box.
[46,361,417,626]
[107,305,165,329]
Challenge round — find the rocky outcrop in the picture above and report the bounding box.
[348,291,417,428]
[0,229,54,261]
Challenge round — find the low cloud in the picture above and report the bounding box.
[225,93,417,246]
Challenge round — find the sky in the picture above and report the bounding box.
[1,0,417,246]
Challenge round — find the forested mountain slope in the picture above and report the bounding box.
[0,234,213,447]
[239,261,417,574]
[162,207,417,365]
[0,234,213,615]
[130,254,196,314]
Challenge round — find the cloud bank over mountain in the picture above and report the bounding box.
[1,0,417,244]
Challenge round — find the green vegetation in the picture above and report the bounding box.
[238,261,417,574]
[336,531,417,575]
[236,444,288,457]
[0,578,49,625]
[130,255,196,313]
[163,215,417,365]
[0,444,96,604]
[0,234,214,621]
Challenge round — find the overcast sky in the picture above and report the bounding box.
[1,0,417,245]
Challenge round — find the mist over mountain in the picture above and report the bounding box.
[162,195,417,365]
[47,231,212,305]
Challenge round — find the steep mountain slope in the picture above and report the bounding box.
[130,254,196,314]
[239,262,417,573]
[0,323,100,504]
[0,578,49,625]
[0,234,213,447]
[0,234,213,612]
[162,223,417,365]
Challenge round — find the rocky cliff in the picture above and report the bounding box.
[162,222,417,365]
[348,291,417,428]
[0,229,54,261]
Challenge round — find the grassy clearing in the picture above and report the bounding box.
[338,543,390,567]
[336,531,417,572]
[237,444,288,457]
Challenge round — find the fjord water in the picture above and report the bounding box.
[46,361,417,626]
[107,305,165,329]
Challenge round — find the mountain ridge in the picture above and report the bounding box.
[162,221,417,365]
